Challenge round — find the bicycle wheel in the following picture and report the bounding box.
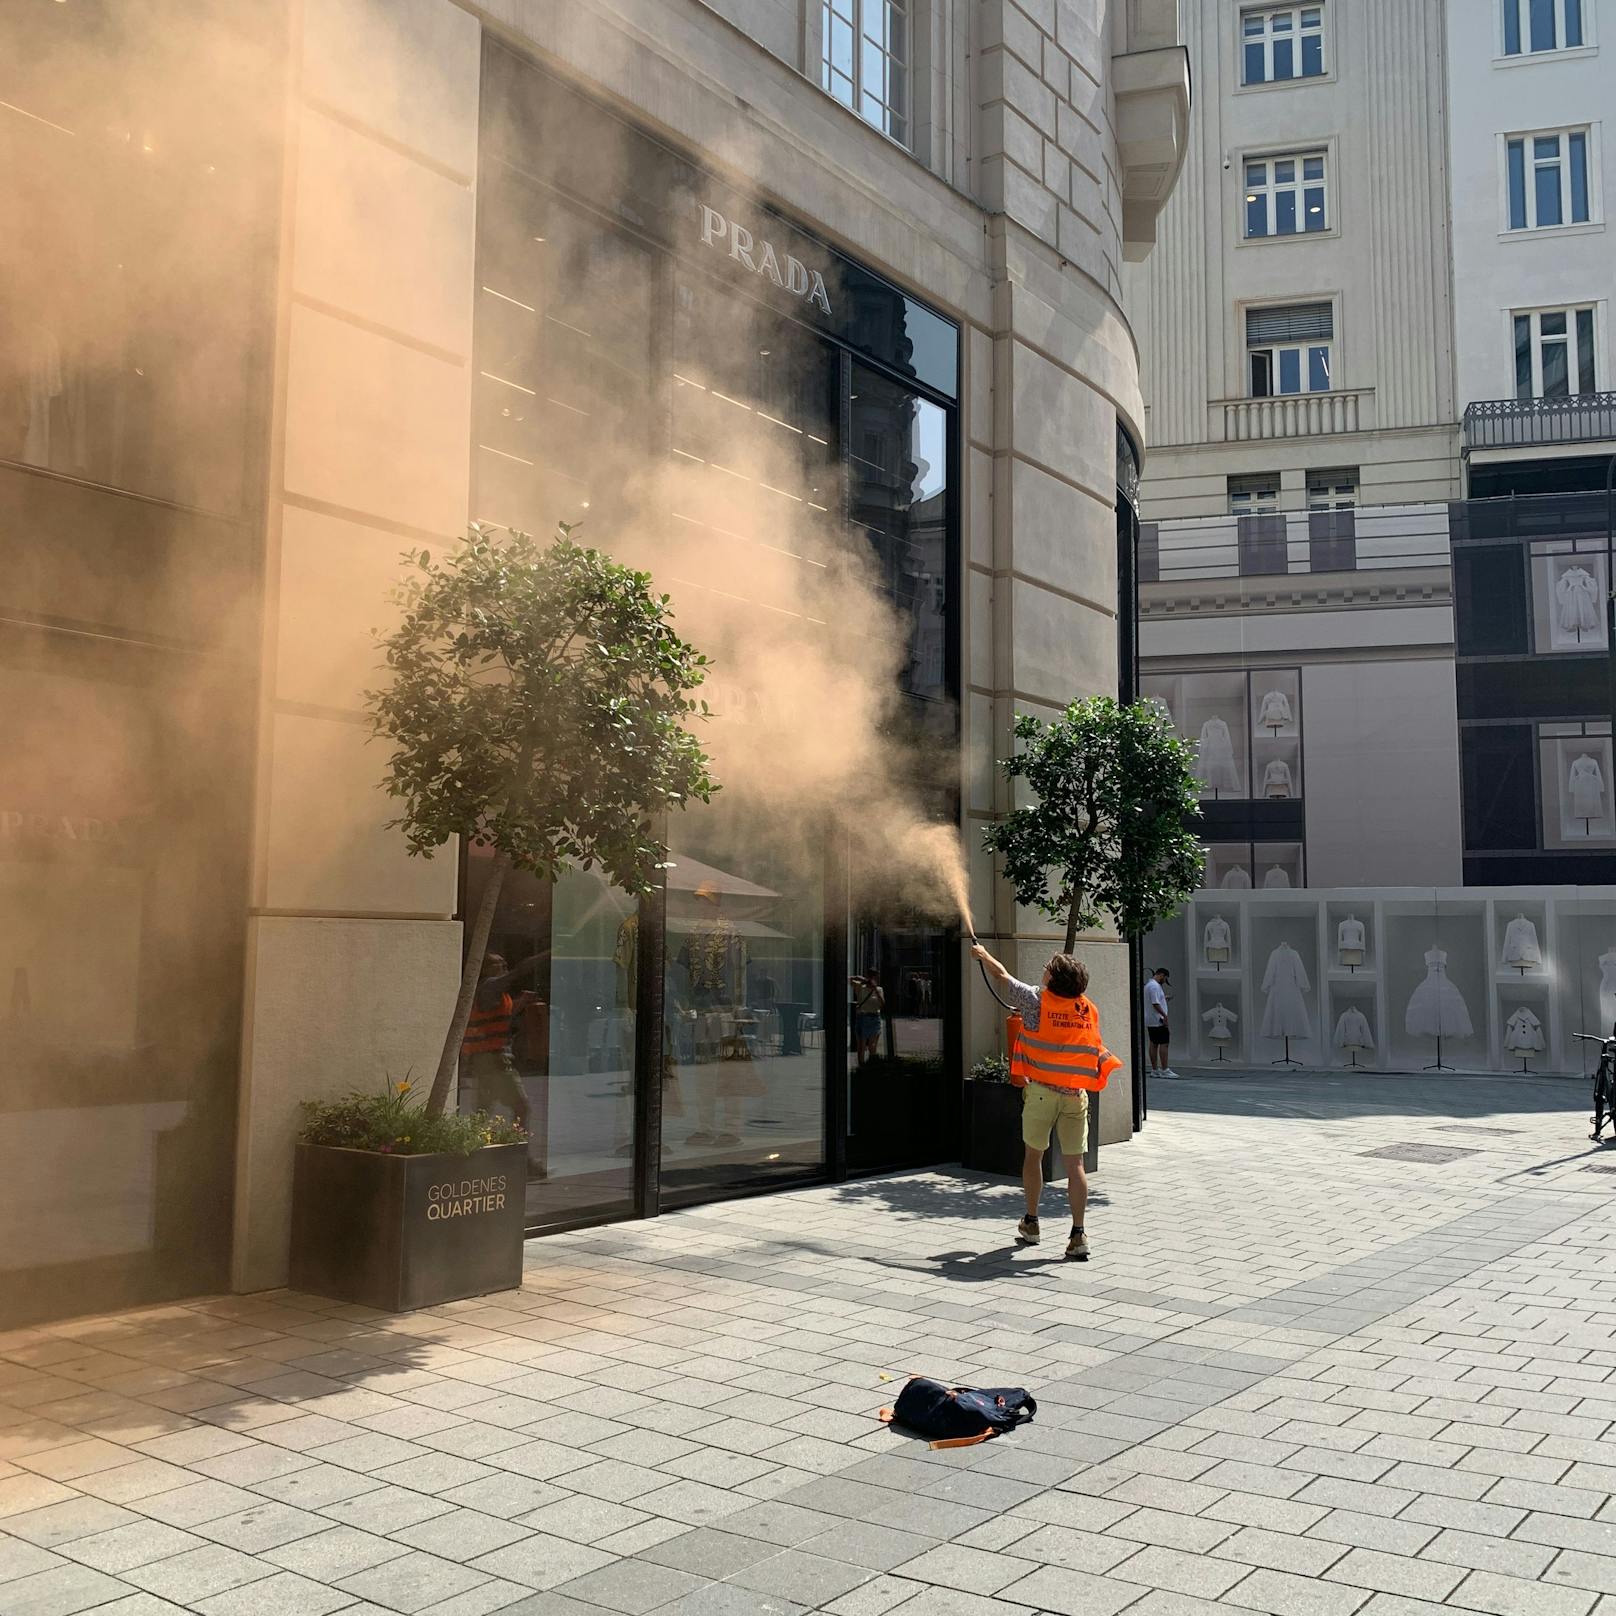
[1595,1064,1613,1143]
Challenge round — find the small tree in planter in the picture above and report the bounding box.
[290,525,716,1312]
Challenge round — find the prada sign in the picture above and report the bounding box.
[698,204,833,316]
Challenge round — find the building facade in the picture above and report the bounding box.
[1128,0,1616,1077]
[1,0,1188,1325]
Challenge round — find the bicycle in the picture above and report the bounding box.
[1572,1031,1615,1144]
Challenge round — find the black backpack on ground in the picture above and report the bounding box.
[880,1376,1037,1448]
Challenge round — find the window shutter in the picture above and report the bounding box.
[1246,302,1333,344]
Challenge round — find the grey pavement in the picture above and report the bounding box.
[2,1068,1614,1615]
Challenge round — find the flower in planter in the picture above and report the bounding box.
[969,1055,1011,1084]
[299,1079,526,1157]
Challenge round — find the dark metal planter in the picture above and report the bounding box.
[961,1081,1064,1182]
[290,1142,527,1312]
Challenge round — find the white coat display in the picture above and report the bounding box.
[1500,915,1542,969]
[1262,760,1294,798]
[1405,948,1474,1039]
[1259,943,1311,1039]
[1258,690,1293,729]
[1557,566,1600,634]
[1197,717,1241,793]
[1337,916,1366,960]
[1202,1004,1238,1040]
[1569,753,1605,820]
[1262,866,1291,889]
[1503,1007,1545,1053]
[1222,867,1252,890]
[1203,916,1232,962]
[1334,1007,1374,1050]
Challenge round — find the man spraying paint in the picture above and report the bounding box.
[970,942,1120,1261]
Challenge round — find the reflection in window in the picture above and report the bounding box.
[1514,305,1598,400]
[821,0,910,144]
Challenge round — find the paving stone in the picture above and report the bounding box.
[467,1533,615,1592]
[994,1565,1147,1615]
[1323,1547,1465,1602]
[2,1562,139,1616]
[57,1520,204,1574]
[122,1543,275,1602]
[191,1568,356,1615]
[552,1555,709,1614]
[1211,1525,1348,1577]
[1447,1568,1599,1616]
[1221,1565,1371,1615]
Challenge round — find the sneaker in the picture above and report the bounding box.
[1015,1215,1041,1246]
[1065,1227,1090,1261]
[1160,1067,1179,1078]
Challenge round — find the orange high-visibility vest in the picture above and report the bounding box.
[1007,992,1121,1092]
[462,993,514,1057]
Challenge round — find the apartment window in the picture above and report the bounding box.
[1307,469,1357,570]
[1247,302,1333,396]
[1229,474,1280,516]
[1230,475,1286,575]
[1506,129,1591,230]
[1306,468,1357,508]
[1242,5,1325,84]
[821,0,909,144]
[1502,0,1585,54]
[1514,305,1599,398]
[1245,152,1328,236]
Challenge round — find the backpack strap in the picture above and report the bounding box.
[927,1428,997,1450]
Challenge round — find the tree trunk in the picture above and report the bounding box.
[425,851,511,1118]
[1064,886,1084,954]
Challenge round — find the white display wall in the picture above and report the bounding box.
[1147,887,1616,1076]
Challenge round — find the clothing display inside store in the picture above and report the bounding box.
[1405,948,1474,1039]
[1197,717,1241,794]
[1556,566,1600,635]
[1602,950,1616,1024]
[1503,1006,1545,1054]
[1221,867,1252,890]
[1257,690,1293,729]
[1501,915,1542,970]
[1202,1003,1238,1040]
[1337,915,1366,967]
[1259,943,1311,1039]
[1569,753,1605,821]
[1203,915,1232,963]
[1261,759,1293,798]
[1333,1006,1374,1051]
[1262,866,1291,890]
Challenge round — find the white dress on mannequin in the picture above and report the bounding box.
[1334,1007,1374,1050]
[1405,948,1474,1039]
[1222,867,1252,890]
[1203,916,1232,963]
[1337,916,1366,964]
[1258,690,1293,728]
[1262,866,1291,890]
[1259,943,1311,1039]
[1557,566,1600,634]
[1202,1004,1238,1040]
[1503,1007,1545,1053]
[1197,717,1241,793]
[1569,754,1605,819]
[1500,916,1542,969]
[1262,760,1294,798]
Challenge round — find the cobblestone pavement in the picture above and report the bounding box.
[3,1070,1614,1616]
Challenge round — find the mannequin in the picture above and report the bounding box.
[1569,753,1605,824]
[1202,1002,1238,1061]
[1257,689,1293,731]
[1262,866,1291,890]
[1259,941,1311,1046]
[1203,915,1232,966]
[1556,565,1599,638]
[1503,1006,1544,1053]
[1337,914,1366,969]
[1221,866,1252,890]
[1261,759,1294,799]
[1500,915,1541,972]
[1333,1006,1374,1067]
[1405,946,1473,1069]
[1601,947,1616,1028]
[1197,716,1241,795]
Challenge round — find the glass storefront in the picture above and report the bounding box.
[469,42,962,1228]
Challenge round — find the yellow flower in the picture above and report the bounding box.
[396,1080,411,1092]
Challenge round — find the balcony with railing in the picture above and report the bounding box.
[1464,392,1616,452]
[1214,387,1375,442]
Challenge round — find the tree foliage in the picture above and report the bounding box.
[367,525,716,1115]
[982,696,1203,952]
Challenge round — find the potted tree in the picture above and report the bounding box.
[961,1054,1058,1180]
[977,696,1203,1151]
[289,525,716,1312]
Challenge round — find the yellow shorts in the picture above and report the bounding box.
[1021,1082,1089,1156]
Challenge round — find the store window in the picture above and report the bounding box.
[1502,0,1585,54]
[1248,302,1333,396]
[1241,5,1325,84]
[0,0,271,513]
[1505,129,1592,230]
[1244,151,1328,237]
[821,0,911,145]
[1514,305,1599,399]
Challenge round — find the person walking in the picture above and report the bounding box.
[1145,966,1176,1077]
[462,952,540,1145]
[850,972,885,1065]
[971,943,1120,1260]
